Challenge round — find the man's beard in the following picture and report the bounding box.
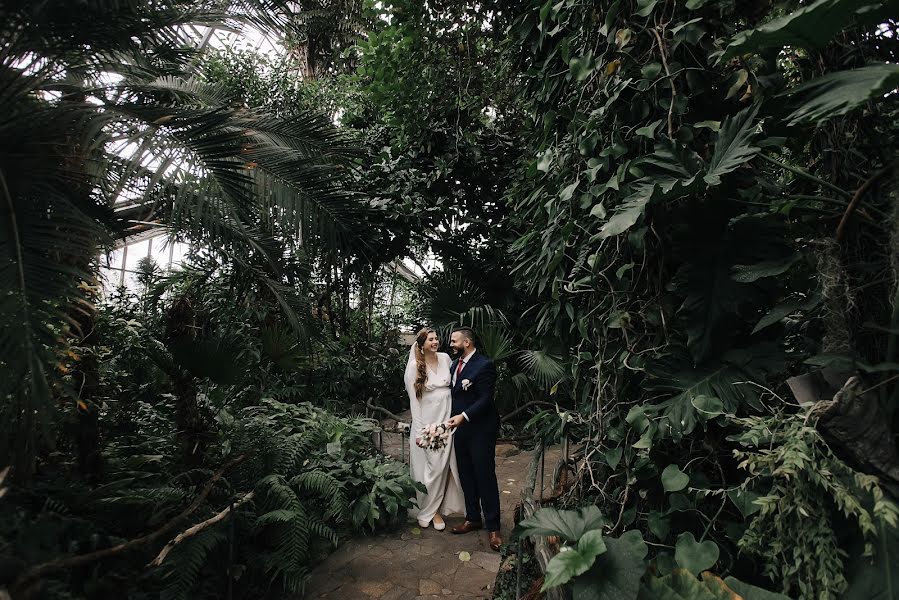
[450,346,463,357]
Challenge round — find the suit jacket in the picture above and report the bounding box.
[450,352,499,431]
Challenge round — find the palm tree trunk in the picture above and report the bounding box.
[164,296,206,466]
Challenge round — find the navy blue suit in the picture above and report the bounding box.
[450,351,501,531]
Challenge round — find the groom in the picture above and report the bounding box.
[446,327,502,551]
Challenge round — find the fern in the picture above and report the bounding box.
[161,528,228,600]
[290,471,348,522]
[252,473,340,593]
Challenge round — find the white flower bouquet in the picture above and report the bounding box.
[415,422,452,451]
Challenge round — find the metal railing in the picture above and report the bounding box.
[514,434,571,600]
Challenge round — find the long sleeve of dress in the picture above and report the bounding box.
[404,359,422,423]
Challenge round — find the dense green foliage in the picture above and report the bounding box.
[355,0,899,598]
[3,0,899,599]
[2,258,419,598]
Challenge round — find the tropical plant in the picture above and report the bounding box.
[494,0,899,596]
[513,506,791,599]
[0,0,366,478]
[2,394,420,599]
[730,411,899,598]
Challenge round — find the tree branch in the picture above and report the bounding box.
[13,454,248,594]
[650,27,676,139]
[835,160,898,241]
[365,399,407,423]
[148,490,255,568]
[501,400,555,423]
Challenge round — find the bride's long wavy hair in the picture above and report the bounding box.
[413,327,436,399]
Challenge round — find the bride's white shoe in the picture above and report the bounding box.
[432,515,446,531]
[417,515,446,531]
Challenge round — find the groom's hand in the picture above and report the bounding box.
[447,415,466,429]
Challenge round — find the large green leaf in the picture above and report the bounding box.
[671,213,792,363]
[752,292,821,334]
[674,533,719,575]
[513,506,607,543]
[661,465,690,493]
[644,345,780,438]
[596,181,657,240]
[638,569,788,599]
[783,64,899,126]
[596,145,702,240]
[703,105,760,186]
[724,577,793,600]
[720,0,889,61]
[842,522,899,600]
[731,253,799,283]
[542,530,608,590]
[572,530,648,600]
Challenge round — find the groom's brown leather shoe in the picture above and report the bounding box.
[489,531,503,551]
[451,520,482,534]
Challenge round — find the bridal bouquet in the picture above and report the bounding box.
[416,423,451,451]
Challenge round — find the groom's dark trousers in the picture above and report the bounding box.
[450,352,501,532]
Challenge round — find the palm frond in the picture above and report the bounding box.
[419,271,486,328]
[518,350,567,391]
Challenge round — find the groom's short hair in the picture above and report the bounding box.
[452,327,476,345]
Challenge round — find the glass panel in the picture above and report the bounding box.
[122,270,142,293]
[98,266,122,289]
[170,241,189,267]
[150,236,171,267]
[123,239,149,270]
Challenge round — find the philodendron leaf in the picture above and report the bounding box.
[578,529,607,557]
[731,253,800,283]
[513,506,607,542]
[572,530,648,600]
[638,569,790,599]
[559,180,580,202]
[605,447,623,469]
[661,464,689,493]
[783,63,899,125]
[570,52,596,81]
[692,394,724,419]
[636,0,658,17]
[724,576,792,599]
[639,569,721,599]
[674,533,719,575]
[647,511,670,540]
[719,0,885,62]
[703,105,760,186]
[752,292,821,334]
[542,530,608,590]
[596,181,656,239]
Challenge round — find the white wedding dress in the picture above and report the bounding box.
[404,351,465,522]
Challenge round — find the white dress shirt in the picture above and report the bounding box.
[454,349,476,422]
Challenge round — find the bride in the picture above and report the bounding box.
[404,327,465,529]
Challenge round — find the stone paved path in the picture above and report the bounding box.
[305,414,554,600]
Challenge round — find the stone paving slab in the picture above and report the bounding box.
[305,413,564,600]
